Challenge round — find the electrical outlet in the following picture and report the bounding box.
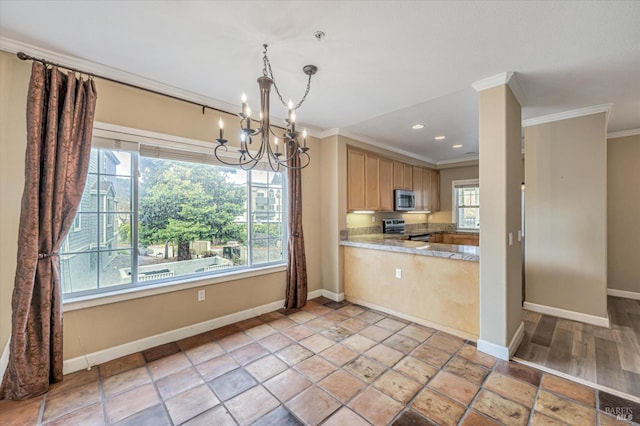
[395,268,402,279]
[197,289,205,301]
[508,233,513,246]
[371,215,376,223]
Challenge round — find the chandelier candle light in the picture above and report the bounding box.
[214,44,317,171]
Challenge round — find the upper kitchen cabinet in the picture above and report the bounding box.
[379,157,394,211]
[365,153,380,211]
[421,167,433,211]
[412,166,424,210]
[393,161,413,190]
[347,148,366,211]
[430,169,440,212]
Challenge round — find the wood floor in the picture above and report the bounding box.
[516,296,640,398]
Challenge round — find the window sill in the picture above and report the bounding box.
[62,264,287,312]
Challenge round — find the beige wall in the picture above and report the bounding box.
[429,165,479,223]
[524,113,608,319]
[478,84,523,350]
[0,50,324,359]
[607,134,640,293]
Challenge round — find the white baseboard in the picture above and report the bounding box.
[345,296,478,341]
[478,321,525,361]
[64,289,327,375]
[523,301,610,328]
[607,288,640,301]
[0,338,10,384]
[321,289,345,302]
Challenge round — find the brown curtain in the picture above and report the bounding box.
[0,62,97,400]
[284,143,308,309]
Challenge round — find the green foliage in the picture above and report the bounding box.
[138,159,247,248]
[118,221,131,243]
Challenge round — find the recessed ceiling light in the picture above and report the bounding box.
[434,136,446,140]
[412,124,424,130]
[452,144,463,149]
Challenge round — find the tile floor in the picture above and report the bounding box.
[1,297,639,425]
[516,296,640,397]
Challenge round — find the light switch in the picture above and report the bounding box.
[508,233,513,246]
[395,268,402,279]
[517,230,522,242]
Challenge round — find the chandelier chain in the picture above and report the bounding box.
[262,45,312,110]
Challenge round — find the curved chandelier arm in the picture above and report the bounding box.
[214,142,259,168]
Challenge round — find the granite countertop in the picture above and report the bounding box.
[339,234,479,262]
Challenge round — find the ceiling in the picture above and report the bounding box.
[1,1,639,164]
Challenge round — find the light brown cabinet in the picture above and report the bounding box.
[347,148,366,211]
[434,233,479,246]
[393,161,413,190]
[412,166,423,210]
[379,157,394,211]
[365,154,380,211]
[430,169,440,212]
[422,168,433,211]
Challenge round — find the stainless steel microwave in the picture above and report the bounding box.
[394,189,416,211]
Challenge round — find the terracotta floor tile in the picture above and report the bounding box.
[324,301,349,310]
[43,402,104,426]
[472,389,531,426]
[392,410,438,425]
[209,368,257,401]
[530,411,567,425]
[268,317,297,330]
[305,317,336,331]
[218,332,252,351]
[384,334,421,354]
[230,342,269,365]
[323,311,350,323]
[411,343,452,368]
[358,310,386,324]
[299,333,335,353]
[460,410,502,426]
[319,370,367,403]
[320,344,359,366]
[105,383,160,424]
[259,311,285,323]
[43,382,100,423]
[0,396,43,426]
[181,404,236,426]
[349,387,404,425]
[457,344,497,369]
[100,352,146,378]
[195,354,239,381]
[343,334,377,352]
[264,369,312,402]
[341,317,369,332]
[102,366,151,398]
[394,356,439,384]
[225,385,280,425]
[411,388,466,426]
[253,405,303,426]
[377,317,407,332]
[235,317,264,330]
[425,333,464,354]
[143,342,181,362]
[288,311,317,324]
[276,343,314,366]
[535,389,596,425]
[259,332,294,352]
[148,351,191,380]
[337,305,366,317]
[494,359,542,386]
[113,404,171,426]
[207,324,241,340]
[184,341,225,365]
[177,332,213,351]
[245,354,288,381]
[321,325,354,341]
[428,371,479,405]
[540,373,595,407]
[323,407,370,426]
[484,372,537,407]
[155,366,204,400]
[244,323,277,340]
[287,386,341,425]
[373,370,422,404]
[305,304,333,316]
[344,355,388,383]
[47,368,99,397]
[398,324,435,342]
[165,384,220,425]
[283,324,315,340]
[295,355,337,382]
[444,356,490,385]
[366,343,405,366]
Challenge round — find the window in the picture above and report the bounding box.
[60,145,287,298]
[453,179,479,230]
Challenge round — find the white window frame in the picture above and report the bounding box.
[62,122,288,307]
[451,178,480,231]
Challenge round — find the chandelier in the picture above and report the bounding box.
[214,44,317,171]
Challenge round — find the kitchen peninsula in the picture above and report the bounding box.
[340,232,480,340]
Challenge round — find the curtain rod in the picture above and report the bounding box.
[16,51,229,116]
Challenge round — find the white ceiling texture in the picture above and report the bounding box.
[1,1,639,164]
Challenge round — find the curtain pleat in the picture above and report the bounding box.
[284,143,308,309]
[0,62,97,400]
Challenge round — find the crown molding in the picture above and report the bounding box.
[336,129,437,166]
[436,156,479,167]
[472,72,514,92]
[607,128,640,139]
[522,104,613,128]
[319,128,340,138]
